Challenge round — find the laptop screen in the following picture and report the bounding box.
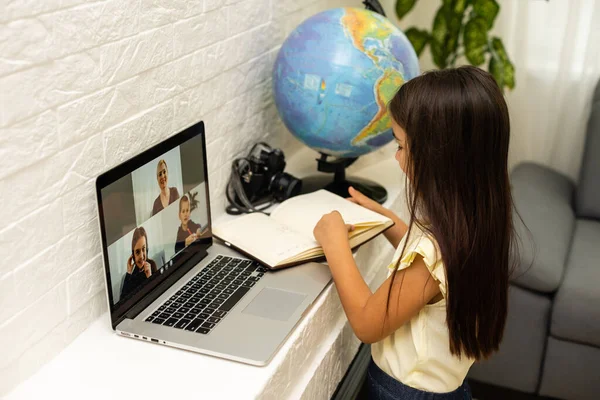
[96,122,212,314]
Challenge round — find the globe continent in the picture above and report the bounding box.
[273,7,420,158]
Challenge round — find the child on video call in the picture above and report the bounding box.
[313,66,516,400]
[175,194,202,254]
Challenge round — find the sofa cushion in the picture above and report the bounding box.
[510,163,575,293]
[539,337,600,400]
[551,219,600,347]
[468,285,551,393]
[576,80,600,220]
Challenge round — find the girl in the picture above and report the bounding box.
[313,66,516,400]
[174,194,202,254]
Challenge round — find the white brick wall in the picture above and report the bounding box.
[0,0,363,395]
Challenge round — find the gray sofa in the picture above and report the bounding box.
[468,81,600,399]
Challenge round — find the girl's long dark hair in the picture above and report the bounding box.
[388,66,516,360]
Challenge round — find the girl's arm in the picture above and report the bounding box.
[380,209,409,249]
[315,211,440,344]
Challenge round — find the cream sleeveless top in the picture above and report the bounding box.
[371,227,474,393]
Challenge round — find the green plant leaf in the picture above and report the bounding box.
[463,17,488,65]
[472,0,499,30]
[443,0,469,14]
[405,27,430,56]
[431,6,448,68]
[489,55,504,89]
[396,0,418,20]
[489,37,515,89]
[431,6,447,45]
[447,10,462,54]
[430,4,462,68]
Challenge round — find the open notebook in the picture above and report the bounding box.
[213,189,394,269]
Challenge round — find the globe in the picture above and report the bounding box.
[273,7,420,158]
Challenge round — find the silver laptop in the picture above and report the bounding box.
[95,120,331,365]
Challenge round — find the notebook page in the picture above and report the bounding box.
[270,189,391,239]
[213,213,318,267]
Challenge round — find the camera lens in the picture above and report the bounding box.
[269,172,302,202]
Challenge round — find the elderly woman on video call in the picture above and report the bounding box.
[151,159,180,216]
[121,227,158,300]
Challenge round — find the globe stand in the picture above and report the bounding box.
[299,153,388,204]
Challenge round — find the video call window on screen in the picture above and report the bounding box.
[101,135,209,305]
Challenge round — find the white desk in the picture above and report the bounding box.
[7,148,406,400]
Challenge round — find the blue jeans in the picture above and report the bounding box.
[366,359,472,400]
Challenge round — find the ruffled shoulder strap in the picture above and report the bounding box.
[387,228,447,297]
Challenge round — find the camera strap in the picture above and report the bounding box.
[225,158,274,215]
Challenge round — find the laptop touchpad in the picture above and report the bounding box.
[242,288,306,321]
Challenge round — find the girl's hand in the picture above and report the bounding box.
[185,234,197,246]
[348,186,409,247]
[347,186,387,216]
[313,211,354,250]
[142,261,152,278]
[126,256,135,274]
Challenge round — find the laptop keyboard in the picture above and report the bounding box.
[144,255,266,335]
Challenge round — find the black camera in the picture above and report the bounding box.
[226,142,302,214]
[242,142,302,202]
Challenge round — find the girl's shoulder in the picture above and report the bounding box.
[389,226,447,296]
